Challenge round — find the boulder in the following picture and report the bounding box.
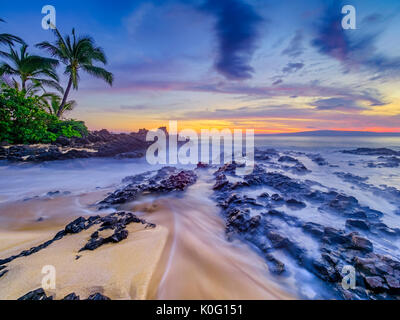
[65,217,87,234]
[63,293,80,300]
[18,288,53,300]
[346,219,370,231]
[364,276,389,292]
[86,293,111,300]
[349,235,373,253]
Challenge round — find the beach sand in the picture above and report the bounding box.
[0,190,292,300]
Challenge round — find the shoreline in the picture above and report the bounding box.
[0,128,152,163]
[0,146,400,299]
[0,176,291,300]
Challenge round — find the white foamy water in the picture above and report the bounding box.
[0,135,400,299]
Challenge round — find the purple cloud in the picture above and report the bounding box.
[202,0,263,80]
[282,30,304,58]
[311,0,400,79]
[282,62,304,74]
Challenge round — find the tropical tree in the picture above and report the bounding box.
[0,44,62,93]
[43,93,77,118]
[37,28,113,118]
[0,18,23,46]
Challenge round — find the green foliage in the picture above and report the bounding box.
[0,85,57,144]
[0,25,108,144]
[64,119,89,137]
[0,85,88,144]
[48,119,88,139]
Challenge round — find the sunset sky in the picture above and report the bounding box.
[2,0,400,133]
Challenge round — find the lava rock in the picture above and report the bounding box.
[86,293,111,300]
[63,293,80,300]
[311,259,340,282]
[0,269,8,278]
[109,229,129,243]
[265,254,286,275]
[346,219,370,231]
[323,227,351,245]
[65,217,87,234]
[271,194,284,202]
[80,237,105,252]
[286,199,306,209]
[364,276,389,292]
[278,156,299,163]
[267,231,290,249]
[385,275,400,291]
[18,288,53,300]
[342,148,400,156]
[302,222,324,238]
[213,174,229,191]
[349,235,373,253]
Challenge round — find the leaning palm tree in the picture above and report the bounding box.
[37,28,113,118]
[0,44,62,93]
[43,93,77,118]
[0,18,23,46]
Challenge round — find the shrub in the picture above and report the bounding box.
[48,120,88,139]
[0,85,58,144]
[0,85,89,144]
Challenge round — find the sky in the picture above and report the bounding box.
[1,0,400,133]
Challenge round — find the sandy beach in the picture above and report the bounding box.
[0,178,291,300]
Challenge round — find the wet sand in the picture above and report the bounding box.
[0,180,292,300]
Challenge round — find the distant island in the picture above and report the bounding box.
[260,130,400,137]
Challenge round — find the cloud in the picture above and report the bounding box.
[97,78,387,108]
[282,30,304,58]
[123,3,154,36]
[173,104,400,131]
[310,98,365,111]
[311,0,400,79]
[272,79,283,86]
[311,1,350,62]
[120,105,149,111]
[201,0,263,80]
[282,62,304,74]
[177,105,310,120]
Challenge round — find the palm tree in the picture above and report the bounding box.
[0,18,23,46]
[37,28,113,118]
[0,44,62,93]
[43,93,77,118]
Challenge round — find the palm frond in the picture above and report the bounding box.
[30,78,64,93]
[81,64,113,85]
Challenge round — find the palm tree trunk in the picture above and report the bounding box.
[58,77,73,118]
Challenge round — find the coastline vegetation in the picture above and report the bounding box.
[0,19,113,144]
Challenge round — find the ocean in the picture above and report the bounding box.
[0,135,400,299]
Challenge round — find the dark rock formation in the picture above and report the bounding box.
[211,151,400,300]
[63,293,80,300]
[307,154,329,166]
[0,269,8,279]
[18,288,53,300]
[342,148,400,156]
[86,293,111,300]
[100,167,197,207]
[78,212,153,253]
[0,212,155,266]
[2,128,154,162]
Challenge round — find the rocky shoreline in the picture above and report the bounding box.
[0,128,154,162]
[1,147,400,299]
[211,160,400,299]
